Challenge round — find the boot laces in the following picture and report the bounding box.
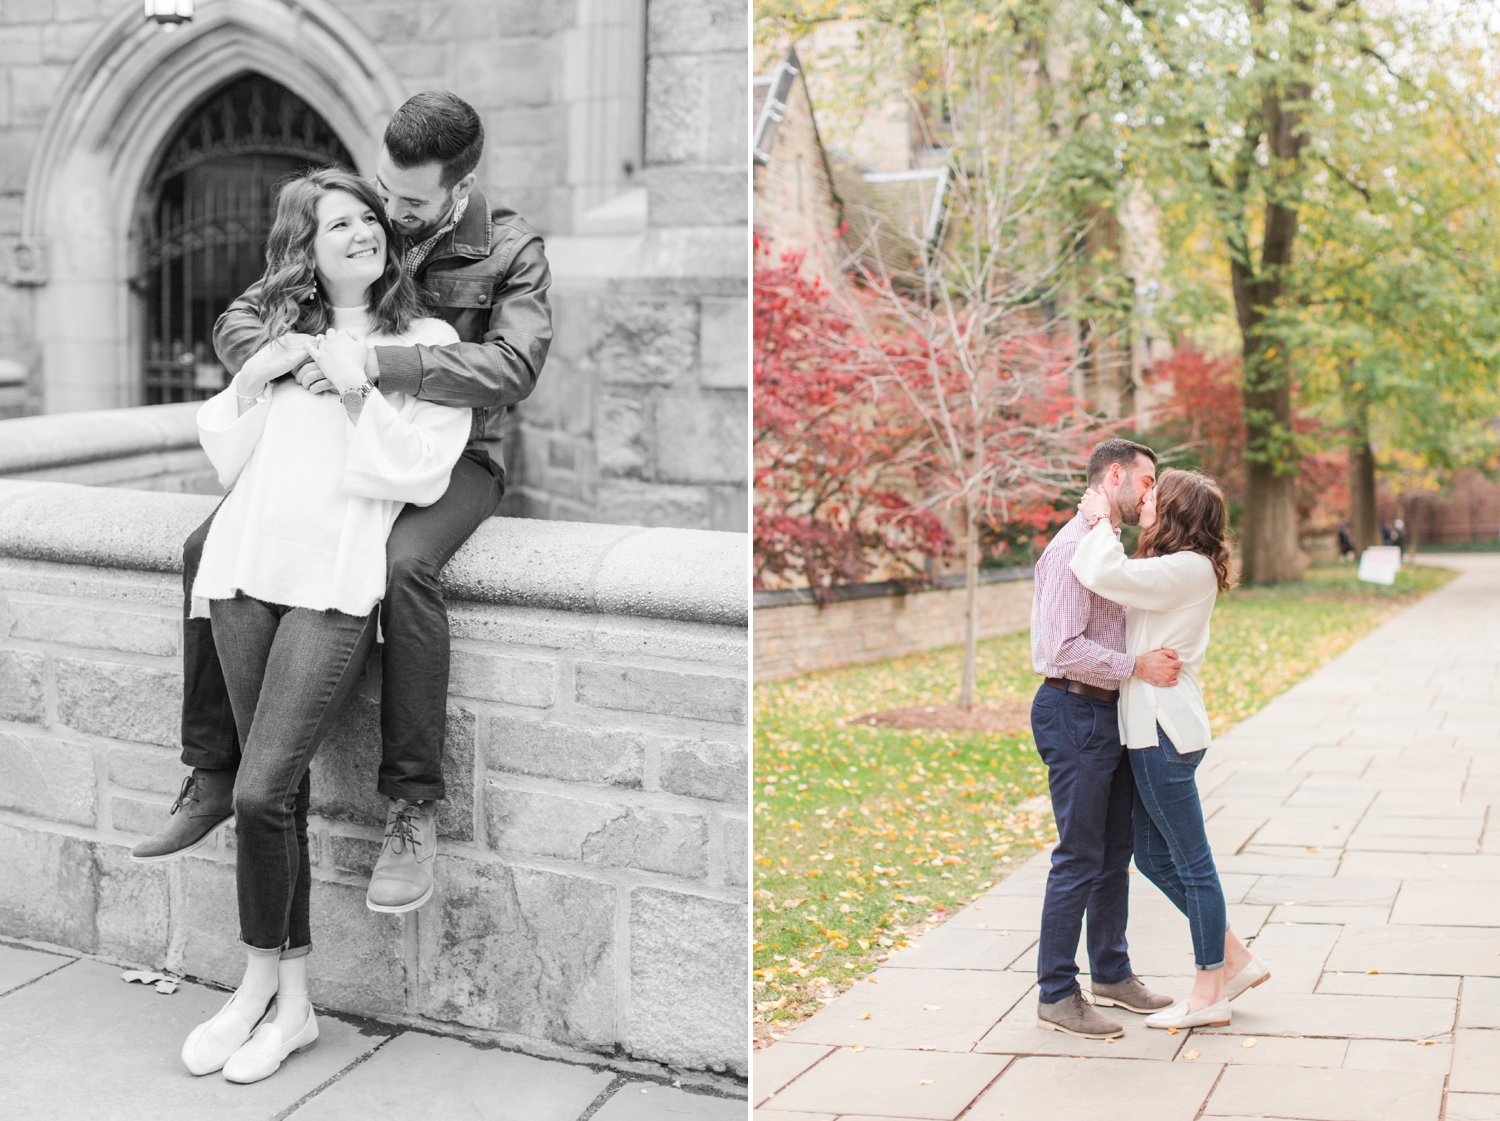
[385,802,425,855]
[169,773,198,815]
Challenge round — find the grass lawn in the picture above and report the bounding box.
[752,560,1456,1044]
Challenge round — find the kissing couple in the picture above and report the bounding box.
[1028,438,1272,1038]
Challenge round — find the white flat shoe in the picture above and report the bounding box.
[222,1004,318,1084]
[1144,998,1230,1030]
[1226,954,1271,1001]
[181,991,273,1076]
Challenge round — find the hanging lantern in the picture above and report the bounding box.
[144,0,193,28]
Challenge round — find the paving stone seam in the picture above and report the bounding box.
[1192,1061,1229,1121]
[753,1042,840,1108]
[952,1053,1017,1119]
[574,1072,629,1120]
[0,945,77,1000]
[275,1028,405,1120]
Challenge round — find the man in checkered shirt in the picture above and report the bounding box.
[1031,439,1183,1040]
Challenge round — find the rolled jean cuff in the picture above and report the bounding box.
[241,940,284,958]
[1196,960,1226,971]
[280,944,311,960]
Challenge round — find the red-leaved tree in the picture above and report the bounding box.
[754,241,952,598]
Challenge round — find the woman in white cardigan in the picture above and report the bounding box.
[1071,470,1270,1030]
[179,168,469,1084]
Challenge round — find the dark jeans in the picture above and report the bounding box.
[1130,726,1227,971]
[181,451,503,801]
[1031,683,1135,1004]
[211,595,377,952]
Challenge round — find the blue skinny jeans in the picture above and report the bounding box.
[1128,725,1227,971]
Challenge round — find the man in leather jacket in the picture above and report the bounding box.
[131,92,551,916]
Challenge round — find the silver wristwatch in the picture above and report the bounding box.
[341,380,375,409]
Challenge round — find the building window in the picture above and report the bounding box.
[133,74,353,404]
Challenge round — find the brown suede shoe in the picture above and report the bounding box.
[365,799,437,914]
[129,768,235,863]
[1091,975,1175,1014]
[1036,990,1124,1039]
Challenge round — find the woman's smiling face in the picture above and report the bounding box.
[312,189,385,298]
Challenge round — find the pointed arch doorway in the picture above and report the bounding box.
[134,74,355,404]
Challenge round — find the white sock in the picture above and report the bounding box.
[226,950,278,1024]
[272,954,311,1032]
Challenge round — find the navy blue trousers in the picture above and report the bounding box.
[1030,683,1135,1003]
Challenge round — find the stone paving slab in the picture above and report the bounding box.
[0,941,72,995]
[754,556,1500,1121]
[592,1082,748,1120]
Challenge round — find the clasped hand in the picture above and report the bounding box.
[236,330,369,398]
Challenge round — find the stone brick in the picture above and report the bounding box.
[309,695,385,827]
[345,2,423,43]
[436,702,476,841]
[177,856,242,988]
[327,832,384,878]
[109,794,171,837]
[54,656,179,747]
[0,559,178,608]
[0,647,45,723]
[10,65,64,127]
[575,661,746,724]
[654,391,747,484]
[593,616,747,667]
[0,730,96,825]
[0,26,41,65]
[485,785,708,878]
[0,132,36,193]
[595,480,711,530]
[628,887,746,1073]
[709,485,749,534]
[105,743,184,796]
[699,298,748,389]
[308,878,406,1017]
[484,713,646,788]
[52,0,99,18]
[594,299,697,387]
[644,55,703,166]
[39,19,97,63]
[648,0,746,54]
[454,41,556,109]
[598,394,650,479]
[413,857,615,1050]
[659,737,746,803]
[446,603,594,650]
[722,816,747,887]
[449,648,557,708]
[6,595,178,655]
[645,168,748,227]
[94,842,169,966]
[0,822,96,952]
[385,43,448,80]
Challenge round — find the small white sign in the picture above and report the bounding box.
[1358,545,1401,586]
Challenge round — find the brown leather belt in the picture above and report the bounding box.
[1044,677,1119,704]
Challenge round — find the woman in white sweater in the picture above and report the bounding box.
[1071,470,1270,1030]
[179,168,469,1083]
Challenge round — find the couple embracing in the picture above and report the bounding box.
[1029,439,1271,1039]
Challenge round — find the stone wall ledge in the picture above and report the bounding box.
[0,404,201,474]
[0,481,747,627]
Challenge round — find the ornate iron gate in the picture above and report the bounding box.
[134,75,354,404]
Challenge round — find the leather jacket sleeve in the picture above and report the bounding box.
[372,237,553,410]
[212,278,269,375]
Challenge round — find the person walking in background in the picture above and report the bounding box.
[1072,469,1271,1031]
[132,91,552,917]
[177,168,470,1082]
[1337,518,1354,560]
[1028,439,1183,1040]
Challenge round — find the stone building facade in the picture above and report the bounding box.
[0,0,747,532]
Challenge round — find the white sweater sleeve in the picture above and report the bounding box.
[1069,521,1217,611]
[196,384,270,490]
[342,392,471,505]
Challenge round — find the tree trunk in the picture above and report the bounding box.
[1349,436,1379,554]
[1240,458,1302,583]
[959,505,980,711]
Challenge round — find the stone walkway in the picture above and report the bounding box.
[0,942,744,1121]
[753,554,1500,1121]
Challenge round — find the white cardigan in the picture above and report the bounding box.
[192,313,470,618]
[1069,521,1219,752]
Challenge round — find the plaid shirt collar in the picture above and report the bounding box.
[402,194,470,276]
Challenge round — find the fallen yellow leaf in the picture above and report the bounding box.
[922,1004,941,1011]
[858,1013,872,1020]
[1182,1048,1200,1061]
[1166,1027,1180,1035]
[852,1044,865,1053]
[1418,1040,1436,1046]
[1241,1039,1257,1049]
[1366,969,1380,975]
[920,1080,934,1086]
[867,977,879,984]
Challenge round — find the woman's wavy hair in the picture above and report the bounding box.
[1135,469,1236,592]
[250,167,424,348]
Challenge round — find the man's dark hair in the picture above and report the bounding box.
[383,91,484,188]
[1086,438,1158,486]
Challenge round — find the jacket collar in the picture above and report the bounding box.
[428,186,490,264]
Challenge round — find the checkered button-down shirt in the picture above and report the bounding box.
[1031,514,1137,688]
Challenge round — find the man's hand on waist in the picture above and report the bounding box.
[1133,648,1181,688]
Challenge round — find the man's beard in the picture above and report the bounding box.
[396,196,457,245]
[1118,498,1143,527]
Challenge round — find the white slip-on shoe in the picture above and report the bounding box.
[222,1004,319,1084]
[1144,998,1231,1030]
[181,991,273,1076]
[1225,954,1271,1001]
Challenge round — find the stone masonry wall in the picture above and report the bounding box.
[754,577,1035,682]
[0,480,749,1076]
